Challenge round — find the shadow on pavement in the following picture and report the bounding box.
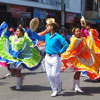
[10,85,51,92]
[22,71,45,77]
[59,91,92,97]
[0,82,9,86]
[60,86,100,97]
[84,79,100,83]
[82,87,100,94]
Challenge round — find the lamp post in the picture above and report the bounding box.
[61,0,65,28]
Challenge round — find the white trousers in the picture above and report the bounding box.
[45,54,61,91]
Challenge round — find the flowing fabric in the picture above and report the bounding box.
[61,29,100,80]
[0,22,42,71]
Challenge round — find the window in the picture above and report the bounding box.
[94,0,98,11]
[85,0,93,11]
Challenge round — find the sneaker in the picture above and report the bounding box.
[74,86,84,93]
[51,91,58,97]
[16,77,21,90]
[16,85,21,90]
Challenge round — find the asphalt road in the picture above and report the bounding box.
[0,67,100,100]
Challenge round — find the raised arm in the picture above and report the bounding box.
[27,29,45,41]
[38,29,48,36]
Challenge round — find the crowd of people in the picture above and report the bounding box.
[0,16,100,97]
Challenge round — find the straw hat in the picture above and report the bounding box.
[46,18,55,24]
[80,16,86,27]
[29,18,39,32]
[46,18,59,28]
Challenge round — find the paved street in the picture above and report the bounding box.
[0,67,100,100]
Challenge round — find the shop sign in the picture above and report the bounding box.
[66,13,76,23]
[9,5,27,18]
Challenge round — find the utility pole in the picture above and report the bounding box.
[81,0,86,16]
[61,0,65,28]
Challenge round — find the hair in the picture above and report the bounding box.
[17,27,24,35]
[72,27,75,33]
[49,23,59,31]
[9,31,14,35]
[86,23,91,27]
[72,27,80,34]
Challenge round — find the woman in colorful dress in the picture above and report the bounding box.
[61,27,100,93]
[0,19,42,90]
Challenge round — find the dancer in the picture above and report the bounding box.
[9,27,25,90]
[29,18,69,97]
[61,27,100,93]
[0,19,42,90]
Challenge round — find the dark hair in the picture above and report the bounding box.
[86,23,91,27]
[49,23,59,31]
[72,27,80,34]
[17,27,24,35]
[9,31,14,35]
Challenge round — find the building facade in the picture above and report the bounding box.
[81,0,100,30]
[0,0,82,29]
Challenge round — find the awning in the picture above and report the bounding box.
[92,19,100,23]
[86,20,96,24]
[86,19,100,24]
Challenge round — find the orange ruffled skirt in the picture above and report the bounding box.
[61,29,100,80]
